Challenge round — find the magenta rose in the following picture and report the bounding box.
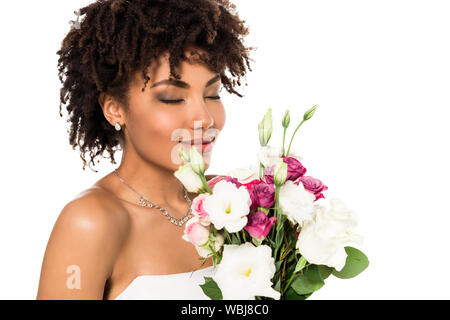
[244,211,277,239]
[223,176,244,188]
[282,156,307,181]
[243,179,262,210]
[244,178,262,193]
[250,182,275,210]
[297,175,328,201]
[262,165,274,185]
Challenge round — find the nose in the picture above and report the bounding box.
[190,98,215,132]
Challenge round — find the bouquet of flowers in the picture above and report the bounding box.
[174,105,369,300]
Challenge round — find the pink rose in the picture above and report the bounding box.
[182,219,210,246]
[244,211,277,239]
[191,194,211,226]
[282,156,307,181]
[297,175,328,201]
[250,182,275,211]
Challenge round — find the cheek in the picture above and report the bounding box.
[127,106,184,162]
[212,103,226,131]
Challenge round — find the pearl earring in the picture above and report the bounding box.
[114,122,122,131]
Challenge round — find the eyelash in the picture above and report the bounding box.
[159,96,221,104]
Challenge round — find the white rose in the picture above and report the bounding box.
[213,242,281,300]
[296,198,364,271]
[202,180,251,233]
[279,180,315,227]
[226,165,259,184]
[174,163,203,193]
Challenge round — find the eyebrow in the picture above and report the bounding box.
[150,74,221,89]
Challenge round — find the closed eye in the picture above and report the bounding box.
[159,96,221,104]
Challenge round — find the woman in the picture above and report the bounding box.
[37,0,254,299]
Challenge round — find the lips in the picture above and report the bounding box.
[180,136,216,146]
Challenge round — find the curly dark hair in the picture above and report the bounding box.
[57,0,255,172]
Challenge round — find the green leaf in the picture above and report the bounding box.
[318,265,334,280]
[284,287,309,300]
[294,256,307,273]
[332,246,369,279]
[230,233,241,245]
[274,277,281,292]
[275,260,283,271]
[291,273,324,295]
[304,265,323,282]
[286,261,296,276]
[200,277,223,300]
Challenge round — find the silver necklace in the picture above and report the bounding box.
[114,169,193,227]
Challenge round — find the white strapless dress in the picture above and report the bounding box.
[114,265,217,300]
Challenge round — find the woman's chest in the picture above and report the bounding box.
[104,210,212,299]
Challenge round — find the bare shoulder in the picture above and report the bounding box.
[70,186,130,233]
[36,187,129,299]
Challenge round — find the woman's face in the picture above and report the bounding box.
[120,49,226,172]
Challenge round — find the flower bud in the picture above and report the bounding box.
[282,110,290,128]
[273,158,288,186]
[189,145,205,175]
[178,148,190,162]
[303,104,318,121]
[258,108,273,146]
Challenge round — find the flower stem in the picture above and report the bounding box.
[282,127,287,156]
[286,119,305,157]
[283,271,297,294]
[200,175,213,194]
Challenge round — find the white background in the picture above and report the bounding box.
[0,0,449,299]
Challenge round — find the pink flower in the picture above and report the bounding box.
[282,156,307,181]
[242,179,262,210]
[191,194,211,226]
[250,182,275,211]
[297,175,328,201]
[223,176,244,188]
[243,178,261,192]
[207,175,225,189]
[182,218,210,246]
[244,211,277,239]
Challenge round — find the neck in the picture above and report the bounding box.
[114,155,186,211]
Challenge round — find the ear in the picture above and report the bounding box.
[98,93,125,128]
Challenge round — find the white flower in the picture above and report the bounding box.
[257,146,303,169]
[202,180,251,233]
[213,242,280,300]
[226,165,259,184]
[196,233,225,258]
[296,198,364,271]
[257,145,282,168]
[279,180,315,227]
[174,163,203,193]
